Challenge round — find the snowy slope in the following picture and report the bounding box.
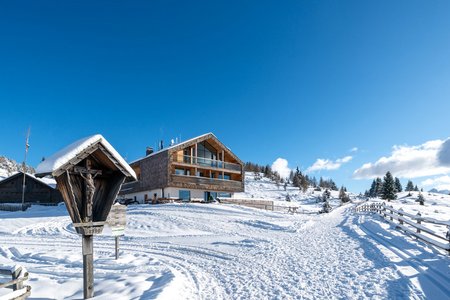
[0,156,34,180]
[235,172,352,213]
[0,203,449,299]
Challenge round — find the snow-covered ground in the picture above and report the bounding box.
[234,172,349,213]
[1,201,449,299]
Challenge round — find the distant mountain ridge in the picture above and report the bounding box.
[0,156,35,179]
[428,188,450,195]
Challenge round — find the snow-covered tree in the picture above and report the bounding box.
[394,177,402,193]
[381,171,396,201]
[418,192,425,205]
[322,189,331,202]
[405,180,415,192]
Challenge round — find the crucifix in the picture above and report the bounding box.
[73,160,102,299]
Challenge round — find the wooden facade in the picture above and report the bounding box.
[120,133,245,200]
[0,172,63,204]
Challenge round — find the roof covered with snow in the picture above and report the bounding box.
[0,171,57,189]
[130,132,242,165]
[36,134,136,179]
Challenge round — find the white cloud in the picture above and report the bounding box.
[421,175,450,191]
[353,138,450,179]
[271,158,291,179]
[350,147,359,153]
[306,156,353,172]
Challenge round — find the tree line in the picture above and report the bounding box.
[365,171,422,201]
[244,162,341,192]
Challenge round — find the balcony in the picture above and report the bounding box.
[172,155,242,172]
[170,174,244,192]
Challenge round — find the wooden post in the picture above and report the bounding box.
[115,236,119,260]
[383,203,387,218]
[390,206,394,221]
[398,208,404,225]
[11,266,23,291]
[416,212,421,233]
[82,234,94,299]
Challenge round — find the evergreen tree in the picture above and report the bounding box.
[375,177,383,197]
[289,170,294,182]
[322,189,331,202]
[381,171,396,201]
[339,186,346,199]
[322,201,332,213]
[369,180,377,197]
[339,186,350,203]
[405,180,414,192]
[414,185,419,192]
[394,177,402,193]
[418,192,425,205]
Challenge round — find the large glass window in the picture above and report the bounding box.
[197,141,217,167]
[179,190,191,201]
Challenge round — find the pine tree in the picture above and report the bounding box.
[369,180,377,197]
[394,177,402,193]
[322,201,332,213]
[375,177,383,197]
[339,186,350,203]
[414,185,419,192]
[339,186,346,199]
[405,180,414,192]
[418,192,425,205]
[381,171,396,201]
[322,189,331,202]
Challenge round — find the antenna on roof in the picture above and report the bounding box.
[21,126,30,211]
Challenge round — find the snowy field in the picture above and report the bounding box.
[1,201,449,299]
[234,173,348,213]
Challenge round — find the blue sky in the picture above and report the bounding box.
[1,0,450,192]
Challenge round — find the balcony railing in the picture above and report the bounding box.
[171,174,243,191]
[172,155,242,172]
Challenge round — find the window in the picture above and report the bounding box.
[218,192,232,198]
[176,168,191,176]
[219,173,231,180]
[179,190,190,201]
[197,141,218,167]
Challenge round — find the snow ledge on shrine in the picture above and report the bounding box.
[36,134,136,180]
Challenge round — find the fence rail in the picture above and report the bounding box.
[218,198,303,214]
[355,202,450,253]
[0,265,31,299]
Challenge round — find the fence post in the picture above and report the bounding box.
[383,203,387,219]
[398,208,404,225]
[11,266,23,291]
[390,205,394,221]
[416,212,422,233]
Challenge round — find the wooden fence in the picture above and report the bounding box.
[0,204,31,212]
[218,198,300,213]
[0,265,31,299]
[355,202,450,254]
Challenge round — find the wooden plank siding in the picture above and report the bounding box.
[169,174,244,192]
[0,172,63,204]
[120,133,245,195]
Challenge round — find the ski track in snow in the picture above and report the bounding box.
[0,204,449,299]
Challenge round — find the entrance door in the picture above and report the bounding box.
[204,192,217,202]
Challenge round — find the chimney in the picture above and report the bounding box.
[146,147,154,156]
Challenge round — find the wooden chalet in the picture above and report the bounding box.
[120,133,245,202]
[0,172,63,204]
